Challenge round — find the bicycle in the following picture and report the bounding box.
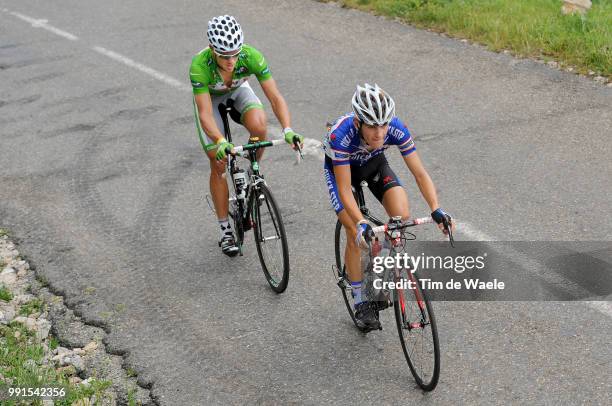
[332,181,453,391]
[215,99,301,293]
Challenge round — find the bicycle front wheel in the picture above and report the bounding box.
[252,183,290,293]
[393,269,440,391]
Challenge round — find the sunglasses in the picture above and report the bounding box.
[215,50,241,60]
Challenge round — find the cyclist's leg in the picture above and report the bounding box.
[338,210,362,283]
[367,156,410,219]
[193,92,239,254]
[193,92,231,219]
[231,82,267,159]
[206,149,229,219]
[324,158,361,283]
[382,187,409,219]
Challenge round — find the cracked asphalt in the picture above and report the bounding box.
[1,0,610,404]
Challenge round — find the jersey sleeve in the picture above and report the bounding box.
[189,59,211,94]
[388,117,416,156]
[246,47,272,82]
[328,136,351,166]
[326,117,353,166]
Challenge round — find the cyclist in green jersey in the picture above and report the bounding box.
[190,15,304,256]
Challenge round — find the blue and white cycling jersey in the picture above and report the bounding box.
[322,112,416,167]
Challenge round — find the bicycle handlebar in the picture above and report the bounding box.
[225,136,303,163]
[368,216,454,247]
[227,138,285,155]
[370,217,434,235]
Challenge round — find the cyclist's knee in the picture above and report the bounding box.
[243,110,267,138]
[248,124,266,139]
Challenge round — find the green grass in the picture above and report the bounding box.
[0,228,8,237]
[18,298,45,316]
[49,336,59,351]
[0,322,113,405]
[127,385,138,406]
[0,285,13,302]
[336,0,611,77]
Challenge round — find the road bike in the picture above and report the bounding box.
[333,181,453,391]
[215,100,301,293]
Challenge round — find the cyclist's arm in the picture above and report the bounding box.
[260,78,291,130]
[194,93,226,144]
[402,152,440,212]
[333,164,364,224]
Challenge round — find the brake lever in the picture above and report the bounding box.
[444,219,455,248]
[293,137,304,163]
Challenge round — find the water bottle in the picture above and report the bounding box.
[233,169,247,200]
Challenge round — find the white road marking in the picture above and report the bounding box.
[459,221,612,318]
[9,12,78,41]
[583,300,612,316]
[456,221,495,241]
[92,46,191,91]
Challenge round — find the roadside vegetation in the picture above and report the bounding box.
[0,285,12,302]
[331,0,611,78]
[0,314,113,405]
[1,230,121,405]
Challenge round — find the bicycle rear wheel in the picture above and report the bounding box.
[393,269,440,391]
[252,183,290,293]
[229,198,244,253]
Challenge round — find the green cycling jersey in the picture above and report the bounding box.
[189,44,272,96]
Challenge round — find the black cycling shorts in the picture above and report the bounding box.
[323,154,402,214]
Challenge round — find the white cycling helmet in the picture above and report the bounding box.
[207,15,243,54]
[351,83,395,126]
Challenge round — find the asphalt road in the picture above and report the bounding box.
[1,0,611,404]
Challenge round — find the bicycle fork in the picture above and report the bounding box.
[399,271,430,330]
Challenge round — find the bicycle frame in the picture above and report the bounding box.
[219,101,283,249]
[353,181,385,227]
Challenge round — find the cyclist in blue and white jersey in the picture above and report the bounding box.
[323,83,455,331]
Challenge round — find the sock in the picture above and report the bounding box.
[351,280,363,307]
[219,218,233,240]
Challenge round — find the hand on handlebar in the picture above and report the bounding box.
[355,220,374,250]
[431,208,455,247]
[282,128,304,151]
[431,208,454,233]
[215,139,234,160]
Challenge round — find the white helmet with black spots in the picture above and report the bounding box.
[207,15,243,54]
[351,83,395,126]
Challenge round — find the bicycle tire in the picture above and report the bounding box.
[334,220,359,326]
[252,183,290,293]
[393,269,440,391]
[229,197,245,251]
